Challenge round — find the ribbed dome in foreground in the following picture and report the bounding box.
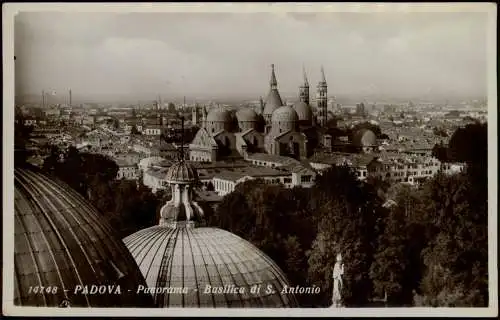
[14,166,153,307]
[123,226,299,308]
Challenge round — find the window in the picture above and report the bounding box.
[301,175,312,183]
[284,178,292,184]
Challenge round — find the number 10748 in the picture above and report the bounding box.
[28,286,58,294]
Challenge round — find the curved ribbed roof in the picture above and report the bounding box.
[123,226,298,308]
[292,101,313,122]
[14,167,153,307]
[272,105,299,123]
[235,108,258,122]
[263,89,283,116]
[165,161,199,184]
[352,128,377,147]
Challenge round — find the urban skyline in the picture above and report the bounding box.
[15,11,488,101]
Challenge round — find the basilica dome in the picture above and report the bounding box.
[236,108,258,131]
[206,107,232,133]
[206,108,232,123]
[236,108,258,123]
[272,105,299,123]
[13,166,153,307]
[292,101,313,124]
[123,226,298,307]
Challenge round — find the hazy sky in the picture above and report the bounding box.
[15,10,489,100]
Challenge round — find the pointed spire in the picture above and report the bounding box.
[302,64,309,87]
[180,114,185,161]
[320,65,327,84]
[270,64,278,89]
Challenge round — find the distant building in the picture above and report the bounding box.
[367,153,443,185]
[143,125,162,136]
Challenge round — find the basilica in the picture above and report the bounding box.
[189,64,330,163]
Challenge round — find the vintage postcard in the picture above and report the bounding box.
[2,2,497,317]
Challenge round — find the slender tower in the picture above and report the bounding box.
[202,105,208,128]
[192,102,199,127]
[317,66,328,127]
[258,96,264,115]
[299,65,310,105]
[42,90,45,108]
[69,89,72,107]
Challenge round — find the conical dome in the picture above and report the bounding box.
[13,166,153,307]
[263,64,284,121]
[264,90,284,118]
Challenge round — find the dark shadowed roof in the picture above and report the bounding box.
[14,166,153,307]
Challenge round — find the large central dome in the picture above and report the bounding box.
[123,226,298,307]
[123,151,298,308]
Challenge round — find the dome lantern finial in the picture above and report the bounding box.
[161,109,203,228]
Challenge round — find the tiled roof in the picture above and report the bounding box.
[246,153,300,166]
[213,166,289,182]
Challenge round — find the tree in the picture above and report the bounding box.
[448,123,487,165]
[415,170,488,307]
[307,166,382,307]
[130,125,141,135]
[432,142,449,162]
[369,184,425,306]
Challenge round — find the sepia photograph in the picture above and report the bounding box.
[3,2,497,317]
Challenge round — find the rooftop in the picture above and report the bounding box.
[213,165,290,182]
[246,153,301,166]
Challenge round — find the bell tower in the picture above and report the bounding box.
[299,65,310,105]
[317,66,328,127]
